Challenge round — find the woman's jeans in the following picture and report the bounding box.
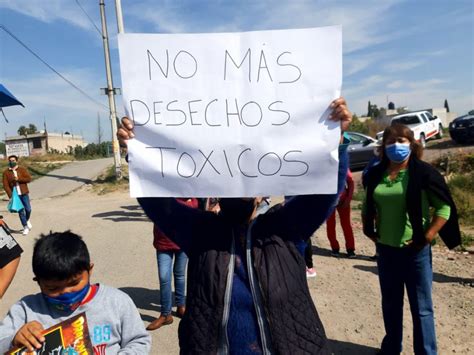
[377,243,436,355]
[18,194,32,227]
[156,250,188,315]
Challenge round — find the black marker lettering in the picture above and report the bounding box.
[224,49,251,82]
[281,150,309,177]
[204,99,221,127]
[188,99,203,126]
[153,101,163,125]
[173,50,198,79]
[277,52,302,84]
[257,50,273,82]
[237,148,257,178]
[130,100,150,126]
[268,101,291,126]
[257,152,282,176]
[196,150,220,177]
[222,149,234,177]
[240,101,263,127]
[147,49,169,80]
[146,146,176,177]
[225,99,242,127]
[166,100,187,126]
[177,152,196,178]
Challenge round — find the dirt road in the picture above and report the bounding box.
[0,186,472,354]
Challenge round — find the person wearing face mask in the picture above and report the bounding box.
[118,97,352,354]
[0,231,151,354]
[362,123,461,355]
[2,155,32,235]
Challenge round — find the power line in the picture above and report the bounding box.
[74,0,103,37]
[0,24,109,113]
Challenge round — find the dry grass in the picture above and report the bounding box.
[92,164,130,195]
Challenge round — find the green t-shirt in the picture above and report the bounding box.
[372,169,451,248]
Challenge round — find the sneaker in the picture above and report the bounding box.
[347,250,356,258]
[306,267,317,278]
[330,250,340,257]
[22,227,30,235]
[306,267,317,279]
[27,220,32,229]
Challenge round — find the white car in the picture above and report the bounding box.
[376,111,443,147]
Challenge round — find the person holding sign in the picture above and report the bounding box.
[118,97,351,354]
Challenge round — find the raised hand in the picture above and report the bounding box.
[329,97,352,132]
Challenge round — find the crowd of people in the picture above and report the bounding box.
[0,97,462,355]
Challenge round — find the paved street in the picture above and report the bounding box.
[28,158,114,200]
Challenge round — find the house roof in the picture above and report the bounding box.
[5,132,47,141]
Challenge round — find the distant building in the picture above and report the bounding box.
[4,131,87,158]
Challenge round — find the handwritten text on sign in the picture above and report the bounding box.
[118,26,342,197]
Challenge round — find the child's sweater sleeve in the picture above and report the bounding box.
[0,301,27,353]
[117,292,151,354]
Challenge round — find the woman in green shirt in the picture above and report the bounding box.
[363,123,460,355]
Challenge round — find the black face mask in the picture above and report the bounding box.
[219,198,256,225]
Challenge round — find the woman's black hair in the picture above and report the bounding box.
[33,231,91,281]
[380,123,423,164]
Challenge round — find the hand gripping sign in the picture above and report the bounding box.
[118,26,342,197]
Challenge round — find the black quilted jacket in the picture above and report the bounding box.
[139,196,334,354]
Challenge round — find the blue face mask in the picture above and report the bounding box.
[43,283,90,312]
[385,142,411,163]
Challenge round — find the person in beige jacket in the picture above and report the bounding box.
[2,155,32,235]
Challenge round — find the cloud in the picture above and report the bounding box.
[387,80,404,89]
[0,0,97,32]
[346,78,472,117]
[345,52,385,76]
[2,69,111,143]
[121,0,403,53]
[383,60,424,72]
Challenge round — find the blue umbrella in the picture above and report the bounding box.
[0,84,24,122]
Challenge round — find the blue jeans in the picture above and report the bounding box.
[18,194,32,228]
[377,243,436,355]
[156,250,188,315]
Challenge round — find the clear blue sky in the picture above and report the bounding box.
[1,0,473,143]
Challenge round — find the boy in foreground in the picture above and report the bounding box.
[0,231,151,354]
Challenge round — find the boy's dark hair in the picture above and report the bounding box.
[33,231,91,281]
[7,155,18,161]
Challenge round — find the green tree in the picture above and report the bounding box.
[367,101,372,117]
[17,125,27,135]
[348,114,370,135]
[17,123,38,135]
[27,123,38,133]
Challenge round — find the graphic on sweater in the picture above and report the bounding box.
[7,312,94,354]
[93,343,107,355]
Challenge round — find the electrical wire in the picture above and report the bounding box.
[74,0,103,37]
[0,24,110,113]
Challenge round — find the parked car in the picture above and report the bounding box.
[345,131,379,170]
[449,114,474,144]
[376,110,443,147]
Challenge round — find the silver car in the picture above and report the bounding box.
[345,131,379,170]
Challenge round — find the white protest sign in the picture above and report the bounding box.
[118,26,342,197]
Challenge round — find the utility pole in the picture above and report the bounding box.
[99,0,122,179]
[114,0,125,34]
